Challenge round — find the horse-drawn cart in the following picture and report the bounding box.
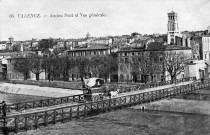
[82,78,107,102]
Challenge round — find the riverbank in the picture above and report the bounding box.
[133,98,210,115]
[15,108,210,135]
[132,88,210,115]
[0,83,83,98]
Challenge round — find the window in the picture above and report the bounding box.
[124,53,127,56]
[153,75,156,82]
[205,54,207,59]
[94,51,96,55]
[125,58,128,63]
[132,53,135,56]
[131,58,135,62]
[159,57,163,62]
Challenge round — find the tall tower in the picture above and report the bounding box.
[167,11,180,44]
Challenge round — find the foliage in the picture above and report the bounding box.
[28,54,45,80]
[91,54,118,82]
[38,39,54,52]
[75,57,91,81]
[52,56,76,81]
[13,57,31,80]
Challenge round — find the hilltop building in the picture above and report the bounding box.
[167,11,180,45]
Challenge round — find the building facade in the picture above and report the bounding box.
[67,45,118,82]
[202,35,210,61]
[117,43,192,83]
[0,42,7,50]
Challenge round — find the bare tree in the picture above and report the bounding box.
[163,51,190,83]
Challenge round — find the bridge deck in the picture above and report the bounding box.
[7,102,79,117]
[120,81,193,96]
[6,81,194,117]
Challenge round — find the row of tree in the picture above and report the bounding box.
[13,50,190,84]
[13,54,117,82]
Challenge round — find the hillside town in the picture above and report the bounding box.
[0,11,210,84]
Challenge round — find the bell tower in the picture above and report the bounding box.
[167,11,180,44]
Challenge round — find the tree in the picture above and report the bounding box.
[52,56,76,81]
[29,54,45,80]
[13,57,31,80]
[163,51,190,83]
[12,44,20,52]
[75,57,91,82]
[91,55,118,82]
[38,39,54,52]
[131,32,141,37]
[42,56,56,81]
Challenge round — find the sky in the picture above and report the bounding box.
[0,0,210,41]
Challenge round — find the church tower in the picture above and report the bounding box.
[167,11,180,44]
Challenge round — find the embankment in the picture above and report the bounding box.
[133,98,210,115]
[0,83,83,97]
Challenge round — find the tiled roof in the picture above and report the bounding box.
[165,45,191,50]
[67,45,109,52]
[0,41,7,44]
[6,51,36,59]
[0,52,19,56]
[94,37,110,41]
[202,35,210,37]
[146,42,166,50]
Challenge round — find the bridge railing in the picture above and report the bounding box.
[5,77,196,113]
[6,94,84,113]
[1,78,208,134]
[117,77,196,93]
